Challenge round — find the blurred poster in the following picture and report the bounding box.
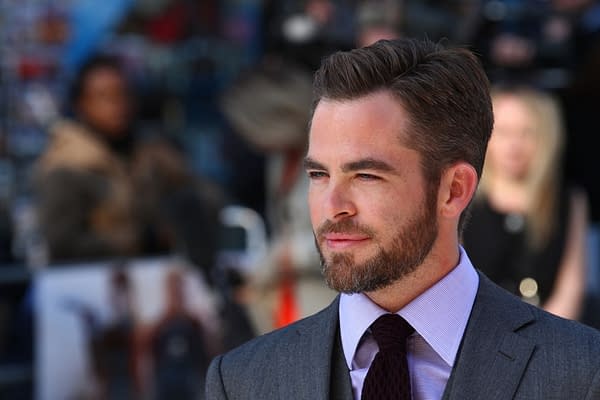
[35,257,219,400]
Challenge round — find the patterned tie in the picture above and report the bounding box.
[361,314,415,400]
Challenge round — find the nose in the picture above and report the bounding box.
[323,180,357,221]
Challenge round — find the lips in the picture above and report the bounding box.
[322,233,370,249]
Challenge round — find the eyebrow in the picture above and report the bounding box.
[303,157,395,173]
[303,157,326,171]
[341,158,395,173]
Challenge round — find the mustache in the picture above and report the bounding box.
[316,219,375,238]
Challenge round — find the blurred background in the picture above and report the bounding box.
[0,0,599,399]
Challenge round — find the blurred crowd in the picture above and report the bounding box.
[0,0,599,398]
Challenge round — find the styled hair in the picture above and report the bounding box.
[312,38,494,232]
[479,87,565,248]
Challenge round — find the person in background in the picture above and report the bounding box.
[90,267,137,400]
[137,267,212,400]
[62,266,138,400]
[33,54,225,272]
[463,87,587,320]
[33,55,141,262]
[221,59,336,333]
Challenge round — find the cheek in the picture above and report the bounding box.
[521,138,538,161]
[356,190,400,226]
[370,187,426,224]
[307,187,322,226]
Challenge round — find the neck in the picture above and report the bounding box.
[364,237,460,312]
[77,118,133,158]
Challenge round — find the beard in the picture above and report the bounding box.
[315,186,438,294]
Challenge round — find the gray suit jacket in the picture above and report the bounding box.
[206,273,600,399]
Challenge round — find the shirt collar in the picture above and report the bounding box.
[339,246,479,369]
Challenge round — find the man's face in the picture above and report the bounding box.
[305,91,439,293]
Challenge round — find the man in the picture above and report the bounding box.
[206,39,600,399]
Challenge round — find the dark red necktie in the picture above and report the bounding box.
[361,314,415,400]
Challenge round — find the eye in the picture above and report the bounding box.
[307,171,328,179]
[356,173,380,181]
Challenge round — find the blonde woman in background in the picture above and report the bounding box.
[462,87,588,320]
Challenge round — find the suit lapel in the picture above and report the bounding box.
[279,296,352,399]
[443,273,536,400]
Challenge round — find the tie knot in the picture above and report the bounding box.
[370,314,414,350]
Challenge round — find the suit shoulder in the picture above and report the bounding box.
[528,305,600,348]
[475,273,600,370]
[206,303,339,398]
[478,272,600,347]
[218,303,337,372]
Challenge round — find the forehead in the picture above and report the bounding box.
[83,67,125,91]
[493,95,538,130]
[308,91,414,161]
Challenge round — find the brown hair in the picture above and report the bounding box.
[312,38,494,232]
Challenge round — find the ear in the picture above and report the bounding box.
[438,162,478,219]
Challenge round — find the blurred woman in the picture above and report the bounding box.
[34,55,140,261]
[463,87,588,320]
[34,54,224,270]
